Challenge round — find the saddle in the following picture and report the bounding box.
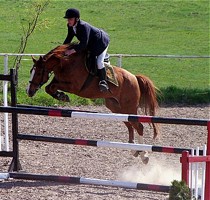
[85,53,118,86]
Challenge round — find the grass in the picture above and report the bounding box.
[0,0,209,106]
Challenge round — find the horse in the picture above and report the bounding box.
[26,44,160,164]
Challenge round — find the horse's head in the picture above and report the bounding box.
[26,56,50,97]
[26,44,84,97]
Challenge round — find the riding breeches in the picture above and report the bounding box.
[97,46,109,69]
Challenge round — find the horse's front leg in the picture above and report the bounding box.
[45,78,70,102]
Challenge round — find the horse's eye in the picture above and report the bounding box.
[37,72,42,76]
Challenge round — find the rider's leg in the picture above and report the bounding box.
[97,46,109,92]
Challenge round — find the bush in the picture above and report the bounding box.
[169,180,192,200]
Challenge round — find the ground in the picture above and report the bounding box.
[0,105,209,200]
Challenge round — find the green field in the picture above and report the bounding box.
[0,0,209,105]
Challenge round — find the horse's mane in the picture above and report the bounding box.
[43,42,79,60]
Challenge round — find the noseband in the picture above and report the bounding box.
[29,66,48,90]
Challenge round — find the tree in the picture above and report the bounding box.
[13,0,50,71]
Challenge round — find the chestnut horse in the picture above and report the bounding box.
[26,44,160,164]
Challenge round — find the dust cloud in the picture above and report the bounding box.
[118,158,181,185]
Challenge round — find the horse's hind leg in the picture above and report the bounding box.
[105,98,135,142]
[105,98,148,164]
[123,122,144,159]
[124,121,149,164]
[130,121,149,164]
[124,122,135,143]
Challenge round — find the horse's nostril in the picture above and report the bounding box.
[26,89,34,97]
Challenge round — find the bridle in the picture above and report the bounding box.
[29,65,51,90]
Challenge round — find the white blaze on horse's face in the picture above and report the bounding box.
[29,67,36,83]
[26,65,36,97]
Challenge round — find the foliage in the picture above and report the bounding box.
[169,180,192,200]
[13,0,50,70]
[159,86,210,105]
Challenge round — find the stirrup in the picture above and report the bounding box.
[99,80,109,92]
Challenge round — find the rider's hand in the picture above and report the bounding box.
[65,49,76,56]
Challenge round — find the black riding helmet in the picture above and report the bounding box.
[64,8,80,19]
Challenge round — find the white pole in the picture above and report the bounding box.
[0,172,9,179]
[201,145,207,200]
[97,140,153,151]
[80,177,138,188]
[190,148,194,198]
[3,54,9,151]
[195,147,199,199]
[71,112,129,121]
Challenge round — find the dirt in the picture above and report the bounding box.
[0,105,209,200]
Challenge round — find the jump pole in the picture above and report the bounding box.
[0,106,208,126]
[17,104,98,113]
[0,172,170,192]
[17,133,204,155]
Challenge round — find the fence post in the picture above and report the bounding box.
[180,151,190,186]
[117,55,122,67]
[3,54,9,151]
[8,69,22,172]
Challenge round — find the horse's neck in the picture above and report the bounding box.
[59,54,89,86]
[71,57,88,78]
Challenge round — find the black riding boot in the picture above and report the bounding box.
[98,68,109,92]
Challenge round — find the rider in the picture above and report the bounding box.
[63,8,110,92]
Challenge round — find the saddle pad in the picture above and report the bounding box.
[104,63,119,87]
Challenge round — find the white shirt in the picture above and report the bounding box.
[73,22,78,34]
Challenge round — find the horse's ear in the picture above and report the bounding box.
[39,56,43,61]
[31,56,37,63]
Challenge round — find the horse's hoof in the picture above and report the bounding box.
[57,92,70,102]
[61,94,70,102]
[132,150,140,157]
[142,157,149,164]
[140,151,149,165]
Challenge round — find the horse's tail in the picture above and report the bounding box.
[136,74,160,139]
